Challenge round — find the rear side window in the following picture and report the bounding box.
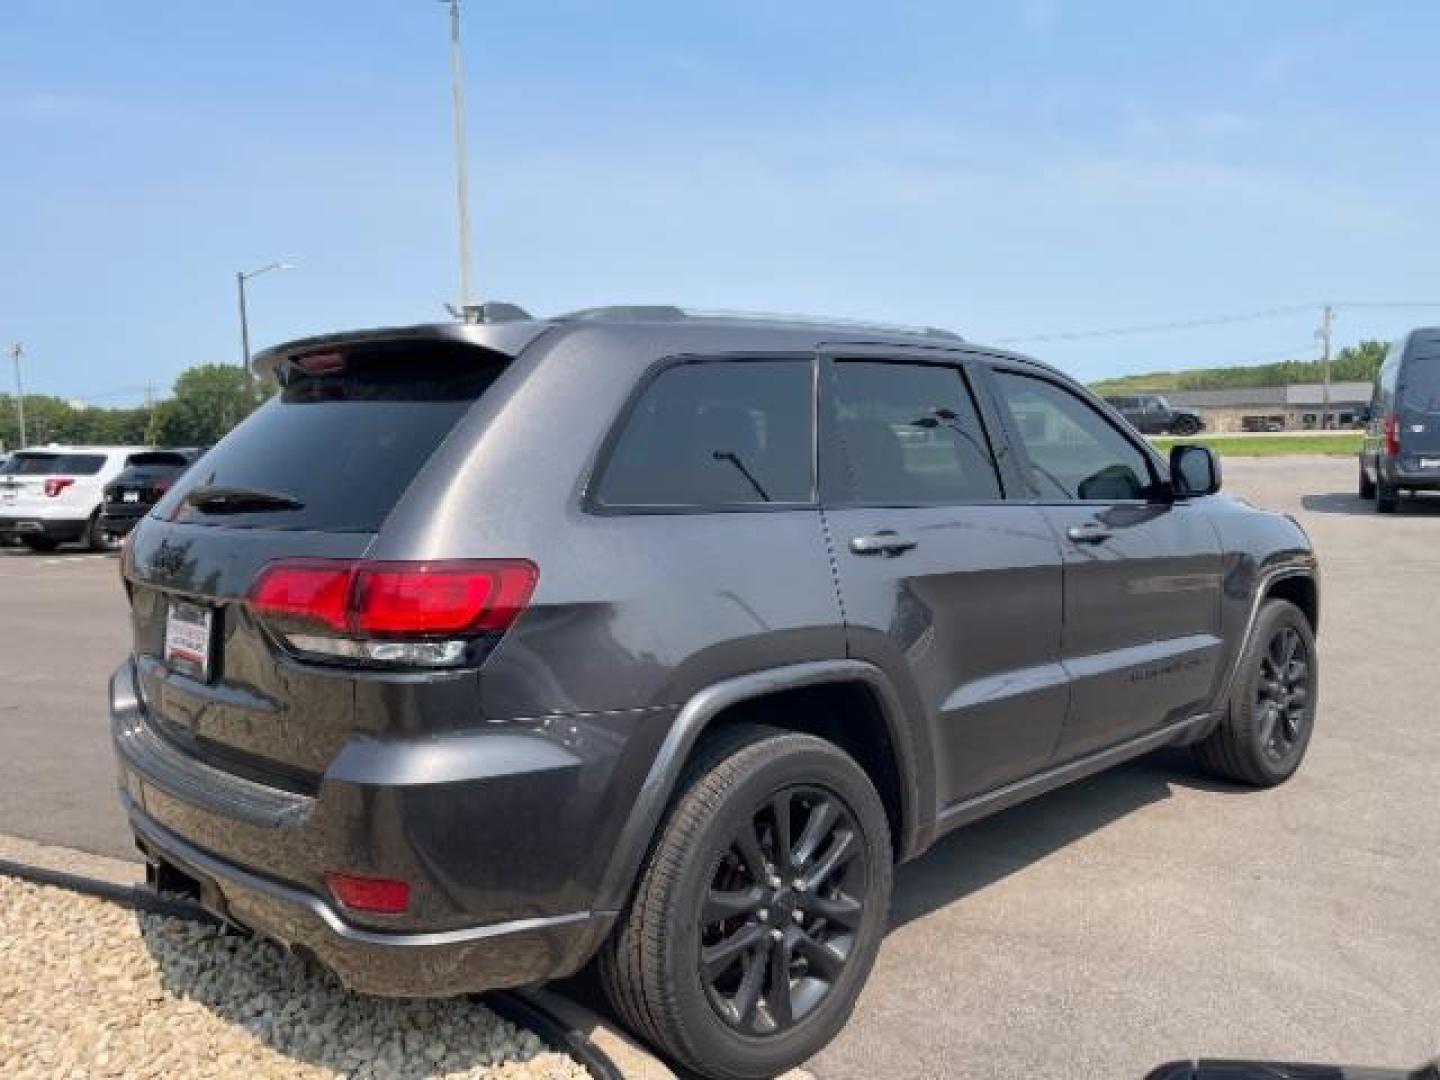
[829,361,1001,504]
[594,359,813,509]
[9,453,106,475]
[1400,348,1440,413]
[166,342,508,532]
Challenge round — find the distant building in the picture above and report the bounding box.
[1166,381,1371,432]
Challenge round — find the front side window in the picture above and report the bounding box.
[829,360,1001,504]
[594,359,813,509]
[993,371,1154,501]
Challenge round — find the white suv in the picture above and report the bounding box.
[0,446,153,552]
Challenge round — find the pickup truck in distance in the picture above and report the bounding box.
[1104,393,1206,435]
[111,306,1320,1080]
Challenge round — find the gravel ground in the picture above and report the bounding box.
[0,877,591,1080]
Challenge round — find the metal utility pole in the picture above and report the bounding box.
[9,343,26,450]
[1319,303,1334,430]
[444,0,474,313]
[237,261,293,397]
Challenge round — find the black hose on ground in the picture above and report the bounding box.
[0,858,624,1080]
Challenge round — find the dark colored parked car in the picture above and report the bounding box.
[1104,393,1206,435]
[1359,328,1440,513]
[111,307,1320,1079]
[100,449,205,539]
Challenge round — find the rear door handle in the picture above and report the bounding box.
[1065,522,1113,545]
[850,530,918,557]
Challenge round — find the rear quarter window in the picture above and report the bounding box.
[163,342,509,532]
[592,359,814,509]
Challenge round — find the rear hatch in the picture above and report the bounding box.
[104,452,193,513]
[0,450,108,513]
[1398,348,1440,463]
[123,336,520,791]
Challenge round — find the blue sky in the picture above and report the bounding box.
[3,1,1439,403]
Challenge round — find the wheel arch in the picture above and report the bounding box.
[592,660,932,915]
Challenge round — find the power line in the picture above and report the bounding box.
[993,304,1317,344]
[995,300,1440,345]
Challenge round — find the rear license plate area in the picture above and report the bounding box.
[165,600,214,682]
[122,490,141,503]
[1420,457,1440,470]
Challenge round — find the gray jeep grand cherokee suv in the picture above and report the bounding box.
[112,306,1319,1079]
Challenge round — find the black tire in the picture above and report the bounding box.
[20,536,59,553]
[85,513,118,553]
[1358,462,1376,500]
[1192,599,1317,787]
[599,727,893,1080]
[1376,477,1400,513]
[1170,414,1201,436]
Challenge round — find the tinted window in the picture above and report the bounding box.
[829,361,1001,504]
[595,360,813,508]
[994,371,1154,500]
[1400,351,1440,413]
[165,342,508,532]
[128,451,190,468]
[9,452,106,476]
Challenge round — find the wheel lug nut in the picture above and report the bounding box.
[766,874,781,889]
[792,878,806,893]
[769,928,783,942]
[792,909,804,923]
[756,908,769,922]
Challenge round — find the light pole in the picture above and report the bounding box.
[9,343,25,450]
[237,261,293,395]
[441,0,473,314]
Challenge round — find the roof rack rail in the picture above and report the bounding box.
[556,305,963,341]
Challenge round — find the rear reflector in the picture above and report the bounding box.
[325,872,411,915]
[248,558,538,667]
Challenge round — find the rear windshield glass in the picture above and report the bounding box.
[8,453,106,476]
[1401,350,1440,412]
[165,342,509,532]
[128,451,190,468]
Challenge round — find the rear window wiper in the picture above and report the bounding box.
[185,486,305,514]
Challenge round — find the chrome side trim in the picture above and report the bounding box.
[935,714,1208,833]
[130,803,592,949]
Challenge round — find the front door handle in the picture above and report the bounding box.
[850,530,918,557]
[1066,522,1113,545]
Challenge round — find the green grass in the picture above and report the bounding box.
[1150,432,1362,457]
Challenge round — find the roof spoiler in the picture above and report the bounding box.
[251,320,552,381]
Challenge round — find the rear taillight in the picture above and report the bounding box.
[43,478,75,498]
[153,478,173,495]
[248,558,537,668]
[1384,412,1401,457]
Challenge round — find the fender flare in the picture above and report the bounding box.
[591,659,932,914]
[1191,562,1319,741]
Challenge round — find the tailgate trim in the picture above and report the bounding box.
[112,660,312,828]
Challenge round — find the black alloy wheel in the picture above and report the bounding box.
[699,785,866,1035]
[1254,624,1311,765]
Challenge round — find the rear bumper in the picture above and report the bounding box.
[109,658,626,996]
[125,797,605,997]
[0,515,87,541]
[99,509,143,536]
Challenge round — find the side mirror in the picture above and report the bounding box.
[1170,444,1221,497]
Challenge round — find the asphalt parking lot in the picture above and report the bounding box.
[2,456,1437,1078]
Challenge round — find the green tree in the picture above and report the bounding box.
[149,364,260,446]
